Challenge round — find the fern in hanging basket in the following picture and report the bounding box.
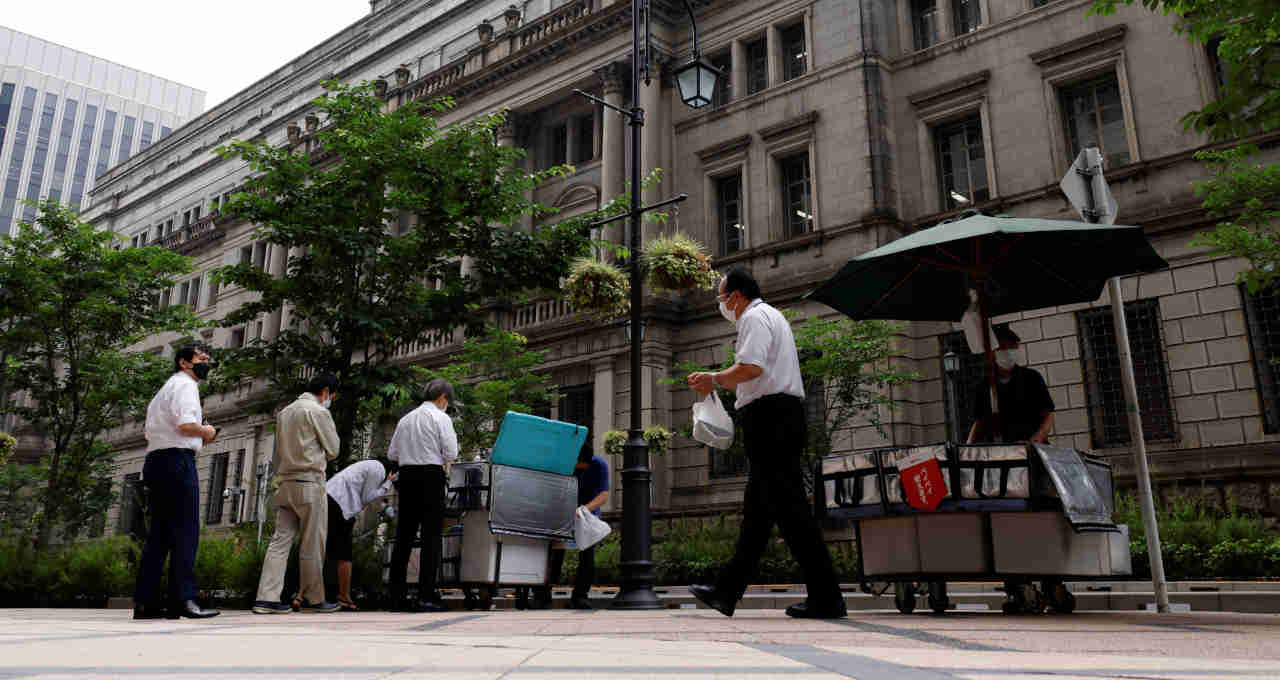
[564,257,630,319]
[643,233,719,295]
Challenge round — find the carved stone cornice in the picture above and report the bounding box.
[908,70,991,109]
[597,61,627,96]
[759,111,820,143]
[695,134,751,164]
[1030,25,1127,66]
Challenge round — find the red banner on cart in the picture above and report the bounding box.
[900,450,947,511]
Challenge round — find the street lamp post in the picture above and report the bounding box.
[574,0,721,610]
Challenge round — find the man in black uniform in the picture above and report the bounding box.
[967,324,1055,444]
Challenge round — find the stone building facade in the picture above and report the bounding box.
[71,0,1279,537]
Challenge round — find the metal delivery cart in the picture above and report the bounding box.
[816,442,1131,615]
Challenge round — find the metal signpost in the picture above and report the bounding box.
[1061,146,1169,613]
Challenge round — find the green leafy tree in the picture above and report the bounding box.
[427,328,559,458]
[1088,0,1278,140]
[666,313,916,463]
[0,201,197,547]
[212,82,599,469]
[1189,146,1280,293]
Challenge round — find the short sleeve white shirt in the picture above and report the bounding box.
[732,299,805,410]
[144,372,204,452]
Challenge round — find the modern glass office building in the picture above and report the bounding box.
[0,25,205,235]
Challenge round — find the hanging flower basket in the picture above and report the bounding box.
[564,257,629,320]
[643,233,719,295]
[602,426,673,457]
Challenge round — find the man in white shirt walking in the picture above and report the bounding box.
[133,345,220,620]
[325,457,398,610]
[386,378,459,612]
[253,373,342,614]
[686,268,846,619]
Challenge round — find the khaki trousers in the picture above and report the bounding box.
[256,480,328,604]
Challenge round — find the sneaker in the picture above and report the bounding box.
[253,600,292,615]
[298,599,341,613]
[689,584,736,617]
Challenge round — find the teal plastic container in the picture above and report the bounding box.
[489,411,588,476]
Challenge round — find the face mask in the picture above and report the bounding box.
[719,297,736,323]
[995,349,1017,371]
[192,362,211,381]
[321,398,332,409]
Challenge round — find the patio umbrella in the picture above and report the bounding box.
[806,213,1168,323]
[806,212,1169,431]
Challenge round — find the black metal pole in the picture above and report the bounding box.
[612,0,660,610]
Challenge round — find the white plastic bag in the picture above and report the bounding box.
[574,506,612,550]
[692,391,735,450]
[961,288,999,354]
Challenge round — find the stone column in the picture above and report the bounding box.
[639,55,668,242]
[732,40,748,100]
[597,62,627,248]
[278,247,304,335]
[264,243,289,340]
[936,0,954,42]
[593,356,617,513]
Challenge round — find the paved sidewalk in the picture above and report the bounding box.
[2,607,1280,679]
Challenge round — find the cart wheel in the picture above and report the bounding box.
[1045,581,1075,614]
[893,582,917,614]
[927,581,950,614]
[1023,583,1046,615]
[515,587,530,610]
[1001,580,1038,615]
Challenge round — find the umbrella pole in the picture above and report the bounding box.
[1106,277,1170,613]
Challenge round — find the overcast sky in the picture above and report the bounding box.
[5,1,371,110]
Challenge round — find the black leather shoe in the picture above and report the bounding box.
[391,598,425,613]
[419,599,448,613]
[168,600,220,619]
[689,584,736,617]
[784,599,847,619]
[132,603,166,620]
[566,596,593,610]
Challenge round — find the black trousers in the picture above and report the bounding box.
[133,448,200,606]
[546,544,596,599]
[389,464,445,601]
[714,394,841,604]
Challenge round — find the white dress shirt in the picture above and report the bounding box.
[144,371,204,452]
[732,299,805,410]
[387,401,459,467]
[326,460,393,520]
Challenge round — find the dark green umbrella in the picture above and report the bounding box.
[806,213,1168,323]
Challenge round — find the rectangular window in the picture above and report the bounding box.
[573,114,594,164]
[94,110,117,180]
[1207,37,1227,93]
[131,235,139,248]
[161,125,172,139]
[939,332,990,442]
[780,153,813,238]
[548,123,568,169]
[1060,75,1131,169]
[193,205,201,221]
[20,92,58,225]
[159,288,171,308]
[47,99,77,204]
[117,472,145,539]
[780,23,808,82]
[182,210,191,227]
[0,87,36,234]
[228,450,246,523]
[558,384,593,434]
[228,328,245,349]
[69,103,97,213]
[745,38,768,95]
[239,244,253,266]
[140,120,154,151]
[207,278,219,307]
[187,276,201,308]
[1241,284,1280,432]
[205,452,229,525]
[716,173,743,256]
[1077,300,1175,447]
[912,0,940,51]
[0,83,14,160]
[117,115,135,164]
[253,242,268,270]
[934,115,989,209]
[709,52,732,108]
[178,281,190,308]
[164,219,173,236]
[139,231,148,247]
[952,0,982,35]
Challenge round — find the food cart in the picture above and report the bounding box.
[391,412,586,610]
[816,442,1131,614]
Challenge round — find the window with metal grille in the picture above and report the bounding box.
[745,38,768,95]
[1060,75,1131,169]
[1077,300,1176,447]
[1207,37,1227,93]
[780,23,808,81]
[952,0,982,35]
[780,153,813,238]
[228,450,246,524]
[709,391,749,478]
[709,52,732,108]
[935,115,989,209]
[558,383,593,444]
[205,452,229,525]
[803,378,829,458]
[117,472,146,540]
[912,0,940,50]
[716,172,743,256]
[939,331,990,442]
[1240,284,1280,432]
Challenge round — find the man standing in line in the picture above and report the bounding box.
[133,345,220,620]
[252,373,342,614]
[325,457,398,610]
[686,268,847,619]
[387,378,458,613]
